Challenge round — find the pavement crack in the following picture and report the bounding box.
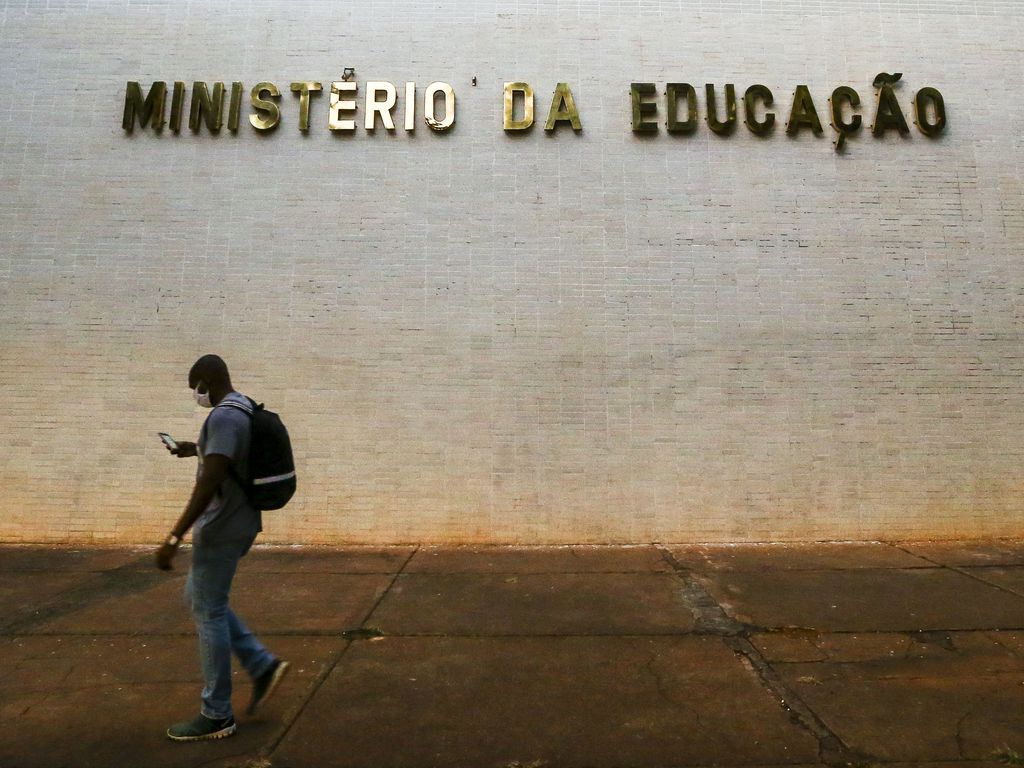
[724,635,875,767]
[656,546,744,635]
[655,546,876,765]
[955,709,972,759]
[644,652,677,707]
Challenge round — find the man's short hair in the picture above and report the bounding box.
[189,354,231,389]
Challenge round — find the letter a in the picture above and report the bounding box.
[544,83,582,131]
[786,85,823,136]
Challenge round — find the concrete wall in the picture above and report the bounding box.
[1,0,1023,544]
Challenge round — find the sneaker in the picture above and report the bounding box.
[166,713,236,741]
[247,658,291,715]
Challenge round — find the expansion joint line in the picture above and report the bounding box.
[260,544,421,759]
[654,545,876,768]
[887,541,1024,600]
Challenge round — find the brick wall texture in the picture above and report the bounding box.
[1,0,1023,544]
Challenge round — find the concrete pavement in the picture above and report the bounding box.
[1,541,1023,768]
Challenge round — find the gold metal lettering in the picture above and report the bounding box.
[122,81,166,132]
[666,83,697,133]
[189,82,225,132]
[630,83,658,133]
[405,82,416,131]
[829,86,861,133]
[914,87,946,137]
[829,86,861,151]
[365,82,398,130]
[743,84,774,136]
[228,82,243,132]
[329,81,358,131]
[504,82,534,131]
[424,82,456,131]
[170,81,185,133]
[249,82,281,131]
[871,80,909,136]
[290,82,322,132]
[544,82,582,131]
[705,84,736,135]
[786,85,823,136]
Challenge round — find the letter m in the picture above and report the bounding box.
[122,81,167,132]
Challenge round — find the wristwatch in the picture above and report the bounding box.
[165,533,181,547]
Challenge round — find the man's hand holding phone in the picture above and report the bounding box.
[158,433,197,458]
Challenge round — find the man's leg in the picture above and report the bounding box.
[227,606,291,714]
[168,540,243,740]
[228,606,275,678]
[188,540,242,720]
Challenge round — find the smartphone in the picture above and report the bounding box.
[158,432,178,451]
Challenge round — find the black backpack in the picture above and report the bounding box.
[217,397,296,510]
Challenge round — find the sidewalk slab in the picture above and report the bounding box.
[668,542,932,571]
[230,573,393,633]
[0,572,95,631]
[961,566,1024,597]
[240,545,416,574]
[273,635,822,768]
[31,574,192,634]
[0,545,146,572]
[368,572,696,635]
[899,541,1024,568]
[697,567,1024,631]
[34,572,393,635]
[406,545,673,573]
[764,631,1024,763]
[0,634,342,768]
[753,629,1024,666]
[3,543,1024,768]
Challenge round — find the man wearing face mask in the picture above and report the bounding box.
[156,354,289,741]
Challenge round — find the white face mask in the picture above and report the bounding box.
[193,384,212,409]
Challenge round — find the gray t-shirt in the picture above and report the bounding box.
[193,391,263,546]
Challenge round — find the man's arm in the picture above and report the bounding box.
[155,453,231,570]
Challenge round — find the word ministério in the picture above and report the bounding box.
[122,80,457,134]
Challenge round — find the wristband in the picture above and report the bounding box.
[166,534,181,547]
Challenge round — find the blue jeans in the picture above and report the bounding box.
[185,538,275,720]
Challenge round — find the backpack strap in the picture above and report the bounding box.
[212,397,258,496]
[215,398,256,417]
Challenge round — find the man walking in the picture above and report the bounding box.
[156,354,289,741]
